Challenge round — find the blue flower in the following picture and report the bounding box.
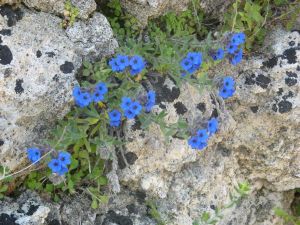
[57,165,68,175]
[196,129,209,142]
[72,86,81,99]
[95,82,108,95]
[188,136,201,149]
[219,87,235,99]
[124,109,136,119]
[180,58,193,71]
[48,159,62,174]
[130,101,142,115]
[186,52,202,66]
[223,76,235,89]
[226,43,238,54]
[58,151,71,166]
[75,91,92,108]
[109,58,121,72]
[231,48,243,65]
[116,55,129,70]
[27,148,41,163]
[231,32,246,45]
[207,118,218,135]
[120,97,132,111]
[92,91,104,103]
[145,90,156,112]
[212,48,224,60]
[129,55,145,73]
[109,110,122,127]
[130,68,143,76]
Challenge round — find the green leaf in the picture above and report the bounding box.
[0,185,8,193]
[91,198,98,209]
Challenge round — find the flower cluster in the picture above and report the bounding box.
[180,52,202,76]
[145,91,156,112]
[219,76,235,99]
[109,109,122,127]
[109,54,146,76]
[72,82,108,108]
[27,148,71,176]
[188,118,218,150]
[120,97,143,119]
[226,32,245,65]
[48,151,71,175]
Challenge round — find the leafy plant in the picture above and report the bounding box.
[274,207,300,225]
[193,182,251,225]
[61,0,79,29]
[146,200,167,225]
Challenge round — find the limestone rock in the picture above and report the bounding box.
[0,5,117,171]
[22,0,97,20]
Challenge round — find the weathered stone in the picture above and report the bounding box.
[0,6,117,171]
[22,0,97,20]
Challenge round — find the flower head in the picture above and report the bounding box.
[124,109,136,119]
[226,43,238,54]
[27,148,41,163]
[230,48,243,65]
[207,118,218,135]
[219,87,235,99]
[223,76,235,89]
[231,32,246,46]
[188,136,208,150]
[116,55,129,70]
[130,101,142,115]
[196,129,209,142]
[186,52,202,66]
[72,86,81,99]
[145,90,156,112]
[120,97,132,111]
[48,159,69,175]
[129,55,145,73]
[109,109,122,127]
[109,58,121,72]
[95,82,108,95]
[92,91,104,103]
[180,58,193,71]
[58,151,71,166]
[212,48,224,61]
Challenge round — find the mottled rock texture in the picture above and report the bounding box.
[0,5,117,171]
[120,0,234,26]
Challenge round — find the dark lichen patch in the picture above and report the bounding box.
[47,219,60,225]
[262,56,278,68]
[277,88,283,95]
[197,102,206,112]
[36,50,42,58]
[250,106,259,113]
[278,100,292,113]
[285,72,298,86]
[0,140,4,146]
[14,79,24,94]
[46,52,55,58]
[26,204,39,216]
[135,190,146,204]
[159,103,166,109]
[282,91,294,100]
[0,213,17,225]
[126,204,138,214]
[60,61,74,74]
[0,5,23,27]
[116,149,126,170]
[174,102,187,115]
[217,147,231,157]
[297,65,300,71]
[132,119,142,131]
[255,74,271,89]
[52,74,59,82]
[0,29,11,36]
[125,152,138,165]
[0,44,13,65]
[211,108,218,118]
[272,103,278,112]
[282,48,297,64]
[245,76,256,85]
[103,210,133,225]
[289,41,295,47]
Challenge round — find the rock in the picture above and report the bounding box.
[22,0,97,20]
[115,30,300,224]
[120,0,234,26]
[66,12,118,62]
[0,5,117,171]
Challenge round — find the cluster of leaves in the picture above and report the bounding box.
[223,0,300,50]
[146,200,168,225]
[61,0,79,29]
[193,182,251,225]
[274,207,300,225]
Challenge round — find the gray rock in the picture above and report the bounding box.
[66,12,119,62]
[0,6,117,171]
[22,0,97,20]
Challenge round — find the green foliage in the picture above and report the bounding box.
[146,200,167,225]
[274,208,300,225]
[193,182,251,225]
[61,0,79,29]
[223,0,300,50]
